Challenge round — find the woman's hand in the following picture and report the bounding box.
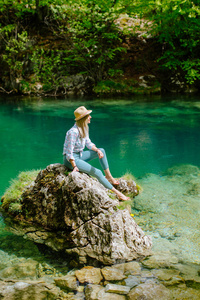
[97,149,104,159]
[69,159,79,172]
[72,166,79,172]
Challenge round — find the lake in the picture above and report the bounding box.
[1,94,200,196]
[0,94,200,296]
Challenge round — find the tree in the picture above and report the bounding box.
[63,0,125,83]
[142,0,200,85]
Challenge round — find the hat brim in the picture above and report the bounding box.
[75,110,92,121]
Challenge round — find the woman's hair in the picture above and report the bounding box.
[76,115,89,138]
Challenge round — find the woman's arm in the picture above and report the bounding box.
[69,159,79,172]
[64,131,78,161]
[91,145,104,159]
[64,130,79,171]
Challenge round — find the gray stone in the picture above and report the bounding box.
[123,261,141,275]
[1,164,152,266]
[0,280,66,300]
[141,251,178,269]
[152,268,180,281]
[13,282,31,290]
[54,274,78,291]
[85,284,126,300]
[75,267,103,284]
[170,286,200,300]
[127,280,171,300]
[0,260,38,280]
[101,266,126,281]
[85,284,104,300]
[124,275,141,288]
[105,283,130,294]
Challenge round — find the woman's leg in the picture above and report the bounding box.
[63,155,73,169]
[81,148,109,169]
[111,187,129,201]
[63,152,112,188]
[82,148,118,183]
[64,152,129,200]
[75,158,113,190]
[76,159,129,200]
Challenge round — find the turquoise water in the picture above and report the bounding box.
[1,94,200,197]
[0,95,200,285]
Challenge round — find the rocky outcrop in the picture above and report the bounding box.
[1,164,152,266]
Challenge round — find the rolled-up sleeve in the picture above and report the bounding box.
[85,137,95,150]
[64,131,78,161]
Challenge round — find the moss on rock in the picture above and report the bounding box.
[1,170,40,212]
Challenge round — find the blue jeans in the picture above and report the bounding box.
[63,148,113,190]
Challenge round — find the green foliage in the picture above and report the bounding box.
[149,0,200,85]
[93,78,160,95]
[122,172,136,181]
[0,0,200,93]
[8,203,22,214]
[1,26,30,88]
[31,48,70,93]
[1,170,39,211]
[94,80,126,94]
[64,0,126,83]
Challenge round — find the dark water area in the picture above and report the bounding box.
[1,94,200,197]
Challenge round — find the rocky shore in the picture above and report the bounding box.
[1,164,200,299]
[0,247,200,299]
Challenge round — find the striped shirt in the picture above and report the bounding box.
[63,124,95,161]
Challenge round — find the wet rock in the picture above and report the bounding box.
[105,283,130,294]
[152,268,180,281]
[2,164,152,266]
[175,264,200,290]
[115,178,139,196]
[174,263,200,279]
[101,266,126,281]
[152,269,186,287]
[141,251,178,269]
[0,280,65,300]
[171,286,200,300]
[116,261,141,276]
[75,266,103,284]
[85,284,126,300]
[124,262,141,275]
[54,274,78,291]
[140,270,156,282]
[127,280,171,300]
[163,275,185,286]
[163,164,200,177]
[0,259,38,280]
[124,275,141,288]
[85,284,104,300]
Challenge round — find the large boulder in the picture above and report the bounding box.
[1,164,152,265]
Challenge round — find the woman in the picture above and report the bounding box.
[63,106,129,201]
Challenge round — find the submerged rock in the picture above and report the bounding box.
[0,280,66,300]
[127,280,171,300]
[1,164,152,266]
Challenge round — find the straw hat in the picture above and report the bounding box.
[74,106,92,121]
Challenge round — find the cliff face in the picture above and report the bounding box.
[1,164,152,266]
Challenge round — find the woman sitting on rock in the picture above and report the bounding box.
[63,106,129,201]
